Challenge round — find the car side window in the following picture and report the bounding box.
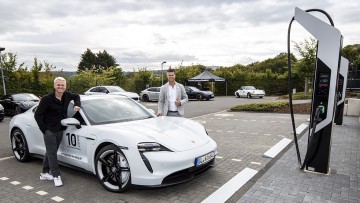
[90,87,99,92]
[148,88,155,92]
[156,88,160,92]
[99,87,108,93]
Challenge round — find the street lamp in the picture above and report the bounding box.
[161,61,166,85]
[0,47,6,95]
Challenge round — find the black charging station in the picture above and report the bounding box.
[334,57,349,125]
[289,8,345,174]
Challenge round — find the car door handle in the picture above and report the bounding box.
[85,137,95,141]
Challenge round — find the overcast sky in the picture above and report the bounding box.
[0,0,359,72]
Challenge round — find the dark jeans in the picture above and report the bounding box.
[42,130,63,177]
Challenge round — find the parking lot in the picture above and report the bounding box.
[0,96,309,202]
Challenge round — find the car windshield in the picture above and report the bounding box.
[245,86,256,90]
[12,93,40,101]
[106,86,126,93]
[189,86,201,91]
[81,97,154,125]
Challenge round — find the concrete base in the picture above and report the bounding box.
[346,98,360,116]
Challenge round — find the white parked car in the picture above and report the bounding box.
[235,86,265,98]
[9,95,217,192]
[139,87,160,102]
[84,86,140,101]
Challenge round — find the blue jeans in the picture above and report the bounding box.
[42,130,63,177]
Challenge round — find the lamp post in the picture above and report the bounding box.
[161,61,166,85]
[0,47,6,95]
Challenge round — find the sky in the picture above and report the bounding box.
[0,0,359,72]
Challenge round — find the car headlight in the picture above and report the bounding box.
[137,142,172,152]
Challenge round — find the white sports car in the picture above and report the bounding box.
[235,86,265,98]
[9,95,217,192]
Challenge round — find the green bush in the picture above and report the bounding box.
[278,92,312,100]
[230,101,288,112]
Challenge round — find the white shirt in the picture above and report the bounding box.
[168,85,177,111]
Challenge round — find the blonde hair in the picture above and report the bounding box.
[54,77,66,85]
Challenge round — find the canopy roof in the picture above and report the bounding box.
[187,70,226,82]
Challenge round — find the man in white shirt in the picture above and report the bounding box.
[157,68,188,117]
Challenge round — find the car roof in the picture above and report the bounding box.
[80,94,128,101]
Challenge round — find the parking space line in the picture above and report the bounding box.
[51,196,64,202]
[10,181,21,185]
[201,167,258,203]
[0,156,14,161]
[251,162,261,165]
[232,159,241,162]
[36,191,48,196]
[22,186,34,190]
[0,177,9,180]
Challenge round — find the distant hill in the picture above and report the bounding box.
[51,71,77,78]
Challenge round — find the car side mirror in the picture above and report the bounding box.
[61,118,81,129]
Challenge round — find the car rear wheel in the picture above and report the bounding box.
[14,106,22,115]
[196,94,203,101]
[247,93,252,98]
[11,129,30,162]
[142,94,149,102]
[95,144,131,192]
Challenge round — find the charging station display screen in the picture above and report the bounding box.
[317,73,330,95]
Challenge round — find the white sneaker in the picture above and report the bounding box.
[40,173,54,180]
[54,176,63,187]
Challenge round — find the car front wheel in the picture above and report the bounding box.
[142,94,149,102]
[95,144,131,192]
[247,93,252,98]
[11,129,30,162]
[235,92,240,98]
[196,94,203,101]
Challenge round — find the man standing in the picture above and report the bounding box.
[157,68,188,117]
[34,77,81,187]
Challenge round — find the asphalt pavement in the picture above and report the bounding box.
[0,96,358,203]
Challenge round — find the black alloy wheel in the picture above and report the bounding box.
[11,129,30,162]
[196,94,203,101]
[142,94,149,102]
[95,144,131,192]
[14,106,22,115]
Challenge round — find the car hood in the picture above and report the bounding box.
[95,117,210,152]
[109,92,139,98]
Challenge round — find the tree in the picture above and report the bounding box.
[342,44,360,80]
[293,37,317,95]
[77,49,117,73]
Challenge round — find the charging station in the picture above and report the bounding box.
[289,8,343,174]
[334,57,349,125]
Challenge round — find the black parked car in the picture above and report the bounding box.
[185,86,214,101]
[0,93,40,116]
[0,104,4,121]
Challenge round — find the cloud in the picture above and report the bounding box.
[0,0,358,72]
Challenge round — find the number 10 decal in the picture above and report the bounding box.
[66,133,80,148]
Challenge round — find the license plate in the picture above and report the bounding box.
[195,151,215,167]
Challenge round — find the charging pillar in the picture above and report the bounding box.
[334,57,349,125]
[294,7,342,174]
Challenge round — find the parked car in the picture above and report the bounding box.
[0,104,4,121]
[235,86,265,98]
[0,93,40,115]
[84,85,140,101]
[140,87,160,102]
[9,95,217,192]
[185,86,214,101]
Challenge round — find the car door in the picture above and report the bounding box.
[185,87,195,99]
[57,103,96,171]
[1,95,14,114]
[149,87,160,101]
